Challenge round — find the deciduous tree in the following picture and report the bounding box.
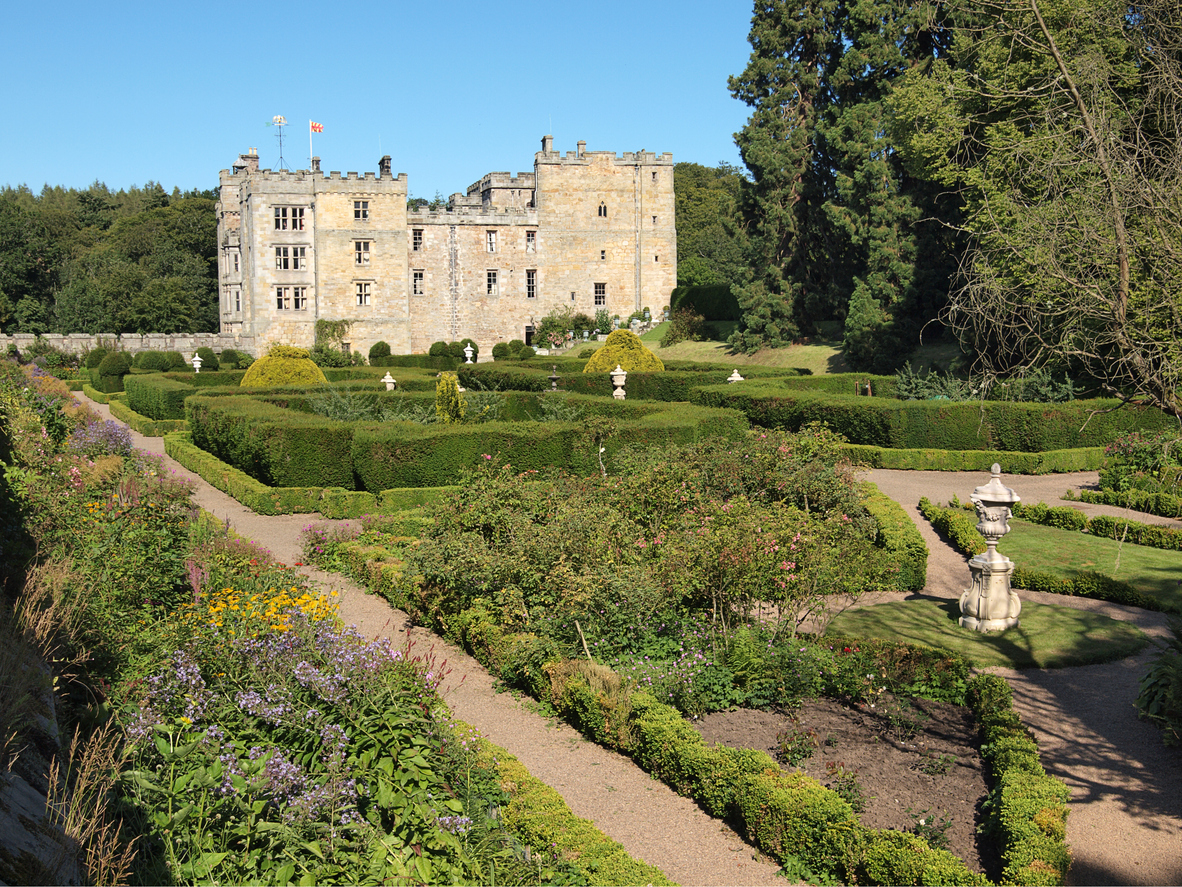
[891,0,1182,415]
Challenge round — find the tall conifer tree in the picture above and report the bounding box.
[728,0,958,369]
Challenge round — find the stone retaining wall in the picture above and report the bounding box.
[2,332,259,358]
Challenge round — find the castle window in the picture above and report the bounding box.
[234,289,241,312]
[655,255,659,262]
[413,270,424,295]
[356,282,371,306]
[355,241,370,265]
[275,246,289,270]
[413,229,423,251]
[526,269,536,299]
[597,202,607,218]
[487,270,498,296]
[652,215,657,226]
[594,283,606,306]
[525,230,536,252]
[487,230,497,253]
[652,171,658,182]
[274,206,305,230]
[601,250,606,260]
[233,252,239,272]
[354,200,369,221]
[275,286,308,310]
[293,246,306,269]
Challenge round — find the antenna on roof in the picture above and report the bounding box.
[266,115,289,170]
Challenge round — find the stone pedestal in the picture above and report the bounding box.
[959,552,1021,631]
[958,463,1021,632]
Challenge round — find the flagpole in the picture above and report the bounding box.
[309,120,313,171]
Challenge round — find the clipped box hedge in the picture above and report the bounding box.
[186,395,357,489]
[187,390,747,492]
[694,383,1174,452]
[108,398,188,436]
[844,444,1106,474]
[353,403,747,491]
[862,482,928,591]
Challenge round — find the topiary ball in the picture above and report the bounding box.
[137,350,171,372]
[240,345,327,388]
[428,341,448,357]
[84,347,110,369]
[196,347,220,371]
[369,340,391,361]
[517,346,536,360]
[582,329,664,374]
[491,342,510,361]
[97,351,131,377]
[166,351,188,369]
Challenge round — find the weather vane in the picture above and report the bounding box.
[267,115,289,170]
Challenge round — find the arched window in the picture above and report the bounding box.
[598,202,607,218]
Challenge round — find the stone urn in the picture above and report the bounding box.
[959,464,1022,632]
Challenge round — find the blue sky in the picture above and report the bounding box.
[3,0,755,199]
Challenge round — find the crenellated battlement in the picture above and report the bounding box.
[406,204,537,225]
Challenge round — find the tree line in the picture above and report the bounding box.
[0,182,219,336]
[682,0,1182,408]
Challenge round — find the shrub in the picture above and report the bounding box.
[165,351,188,369]
[518,345,536,360]
[195,346,219,371]
[507,339,526,355]
[491,342,510,361]
[369,340,391,361]
[435,372,466,423]
[583,329,664,374]
[1137,618,1182,745]
[84,347,110,369]
[310,343,354,368]
[240,346,328,388]
[133,350,166,371]
[428,341,449,357]
[460,338,479,361]
[660,307,708,348]
[579,347,596,358]
[96,351,131,393]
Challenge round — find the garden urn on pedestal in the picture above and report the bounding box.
[610,365,627,400]
[463,344,474,364]
[959,464,1022,632]
[191,353,203,374]
[381,373,396,391]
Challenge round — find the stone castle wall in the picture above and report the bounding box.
[216,136,676,358]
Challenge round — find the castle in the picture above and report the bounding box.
[216,135,676,356]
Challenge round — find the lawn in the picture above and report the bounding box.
[999,519,1182,612]
[826,598,1148,668]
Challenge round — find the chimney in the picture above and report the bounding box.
[378,155,391,176]
[541,134,554,154]
[233,147,260,174]
[577,140,586,157]
[311,156,321,173]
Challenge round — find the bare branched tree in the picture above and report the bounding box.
[894,0,1182,416]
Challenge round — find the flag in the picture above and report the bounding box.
[310,121,324,133]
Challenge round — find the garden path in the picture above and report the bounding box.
[83,391,1182,885]
[866,469,1182,886]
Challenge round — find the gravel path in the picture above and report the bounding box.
[85,396,1182,884]
[867,469,1182,886]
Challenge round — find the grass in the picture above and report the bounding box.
[826,599,1148,668]
[998,520,1182,612]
